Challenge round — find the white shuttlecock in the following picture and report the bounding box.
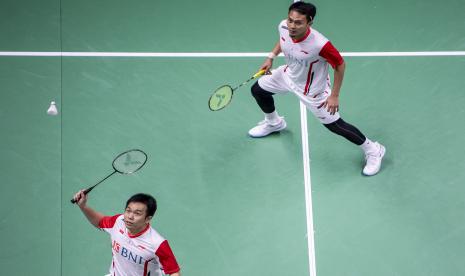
[47,101,58,115]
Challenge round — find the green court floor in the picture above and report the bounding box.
[1,0,465,275]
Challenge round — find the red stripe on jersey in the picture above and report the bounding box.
[292,28,311,43]
[304,60,319,95]
[128,223,150,238]
[143,259,153,276]
[319,41,344,69]
[155,240,180,274]
[99,214,121,228]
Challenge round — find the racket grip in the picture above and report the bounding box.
[253,69,266,78]
[70,188,91,204]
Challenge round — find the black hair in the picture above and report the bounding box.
[126,193,157,217]
[288,1,317,23]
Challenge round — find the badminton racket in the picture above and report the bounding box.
[70,149,147,204]
[208,69,266,111]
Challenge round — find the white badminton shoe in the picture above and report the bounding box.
[363,142,386,176]
[248,117,287,138]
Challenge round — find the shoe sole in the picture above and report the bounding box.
[362,145,386,176]
[248,121,287,138]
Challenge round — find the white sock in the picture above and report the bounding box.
[360,138,377,153]
[265,111,280,124]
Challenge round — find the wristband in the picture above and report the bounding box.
[267,52,276,59]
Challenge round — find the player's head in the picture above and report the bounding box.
[287,2,316,39]
[126,193,157,217]
[288,1,316,24]
[124,193,157,233]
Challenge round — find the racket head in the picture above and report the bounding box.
[208,85,233,111]
[112,149,148,174]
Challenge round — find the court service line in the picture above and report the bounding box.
[1,51,465,57]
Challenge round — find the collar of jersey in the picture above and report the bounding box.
[291,28,311,43]
[127,223,150,238]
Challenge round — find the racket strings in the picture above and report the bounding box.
[208,69,266,111]
[113,150,147,174]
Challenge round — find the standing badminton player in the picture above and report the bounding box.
[73,191,181,276]
[248,1,385,176]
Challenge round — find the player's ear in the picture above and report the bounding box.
[145,215,153,222]
[308,16,313,26]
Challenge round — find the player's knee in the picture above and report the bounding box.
[251,82,273,98]
[251,82,263,97]
[323,118,342,133]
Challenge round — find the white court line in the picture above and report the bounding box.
[3,49,464,276]
[300,102,316,276]
[343,51,465,57]
[1,51,465,57]
[0,52,268,57]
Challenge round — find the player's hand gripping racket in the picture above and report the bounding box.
[208,69,266,111]
[70,149,148,204]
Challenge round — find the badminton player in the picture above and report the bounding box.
[73,191,181,276]
[248,1,385,176]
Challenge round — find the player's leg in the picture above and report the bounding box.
[248,66,290,138]
[323,118,385,176]
[251,82,276,114]
[304,93,385,176]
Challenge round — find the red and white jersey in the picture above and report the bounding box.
[278,19,344,98]
[99,214,180,276]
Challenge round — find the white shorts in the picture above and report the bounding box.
[258,65,340,124]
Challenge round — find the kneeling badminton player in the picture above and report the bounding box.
[73,191,181,276]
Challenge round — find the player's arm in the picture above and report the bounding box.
[260,40,281,73]
[319,41,345,115]
[324,59,345,115]
[156,240,181,276]
[332,61,345,99]
[73,190,105,227]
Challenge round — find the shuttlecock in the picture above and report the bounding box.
[47,101,58,115]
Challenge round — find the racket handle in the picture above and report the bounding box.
[70,188,91,204]
[253,69,266,78]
